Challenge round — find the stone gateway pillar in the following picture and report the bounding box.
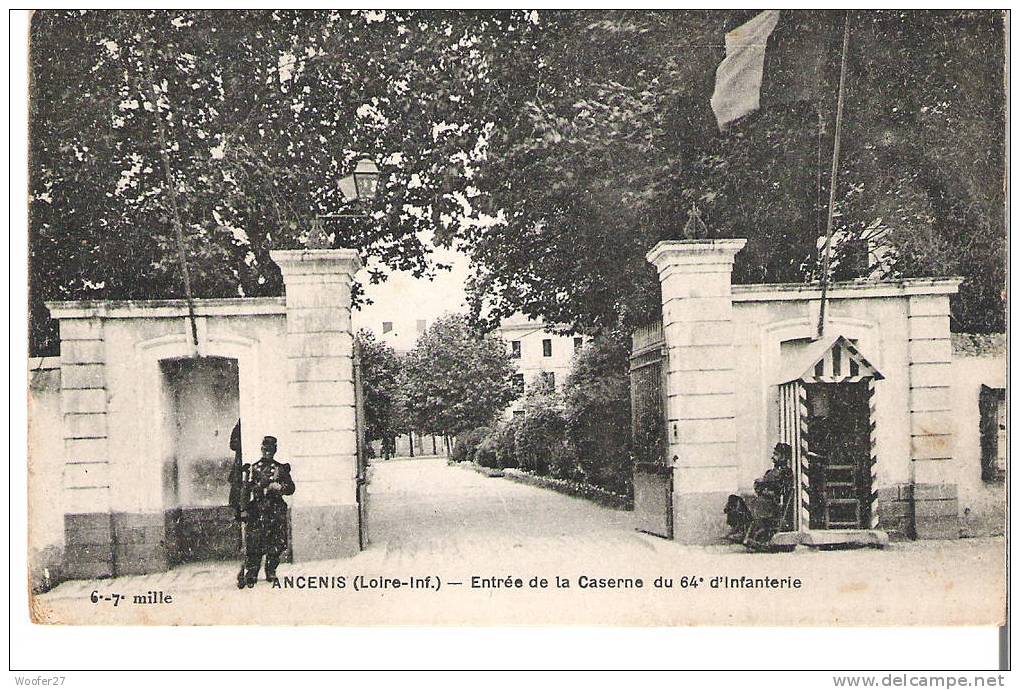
[905,292,958,539]
[57,316,116,578]
[271,249,362,560]
[646,239,746,544]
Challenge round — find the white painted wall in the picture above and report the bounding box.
[28,358,63,555]
[730,294,913,492]
[951,349,1006,536]
[101,311,289,515]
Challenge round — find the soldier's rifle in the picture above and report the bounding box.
[228,421,249,585]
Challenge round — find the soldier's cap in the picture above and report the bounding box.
[773,442,792,460]
[261,435,278,448]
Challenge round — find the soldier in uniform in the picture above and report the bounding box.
[235,435,295,588]
[724,443,794,548]
[752,442,794,511]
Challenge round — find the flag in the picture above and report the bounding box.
[710,10,781,131]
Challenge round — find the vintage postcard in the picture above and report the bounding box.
[25,9,1006,627]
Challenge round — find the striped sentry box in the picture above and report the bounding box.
[798,383,811,531]
[869,379,879,529]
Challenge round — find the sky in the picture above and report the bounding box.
[352,244,471,351]
[351,198,506,350]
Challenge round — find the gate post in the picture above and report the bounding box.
[272,248,362,560]
[906,293,958,539]
[49,312,117,578]
[646,239,745,544]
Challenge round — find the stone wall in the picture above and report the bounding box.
[43,301,292,577]
[43,248,363,578]
[646,239,966,544]
[28,358,64,591]
[646,240,745,544]
[59,316,114,579]
[273,249,362,560]
[951,336,1006,537]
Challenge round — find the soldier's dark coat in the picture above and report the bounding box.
[240,458,295,579]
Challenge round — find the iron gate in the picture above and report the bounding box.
[630,321,672,538]
[353,339,370,550]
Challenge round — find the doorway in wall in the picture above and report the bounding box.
[160,356,241,564]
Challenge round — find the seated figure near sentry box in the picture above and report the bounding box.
[724,443,794,552]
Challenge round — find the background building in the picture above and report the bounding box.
[354,315,428,355]
[497,313,587,417]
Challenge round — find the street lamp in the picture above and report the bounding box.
[338,157,380,205]
[352,157,380,201]
[311,157,382,247]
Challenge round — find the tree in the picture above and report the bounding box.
[355,330,401,459]
[30,10,1005,362]
[29,10,538,354]
[561,332,633,495]
[400,313,517,437]
[514,386,566,477]
[483,332,633,493]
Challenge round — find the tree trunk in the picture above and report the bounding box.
[408,431,415,457]
[140,40,199,352]
[432,435,437,455]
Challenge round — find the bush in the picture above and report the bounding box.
[500,334,634,499]
[495,419,520,469]
[549,437,582,482]
[562,333,634,497]
[514,394,565,476]
[451,426,491,463]
[475,429,500,468]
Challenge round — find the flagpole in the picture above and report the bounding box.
[816,11,852,338]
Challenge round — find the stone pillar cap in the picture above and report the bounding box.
[646,239,747,268]
[271,248,362,277]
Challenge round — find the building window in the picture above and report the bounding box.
[512,373,525,395]
[382,321,393,334]
[511,340,521,359]
[539,371,555,390]
[573,337,583,353]
[416,319,427,334]
[980,385,1006,482]
[542,338,552,357]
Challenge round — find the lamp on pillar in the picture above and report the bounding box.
[336,157,381,209]
[274,164,374,560]
[316,157,382,244]
[352,158,380,201]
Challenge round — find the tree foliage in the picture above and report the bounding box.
[29,9,536,354]
[483,333,634,494]
[355,329,401,452]
[457,10,1006,334]
[400,313,517,436]
[561,332,633,494]
[29,11,1005,359]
